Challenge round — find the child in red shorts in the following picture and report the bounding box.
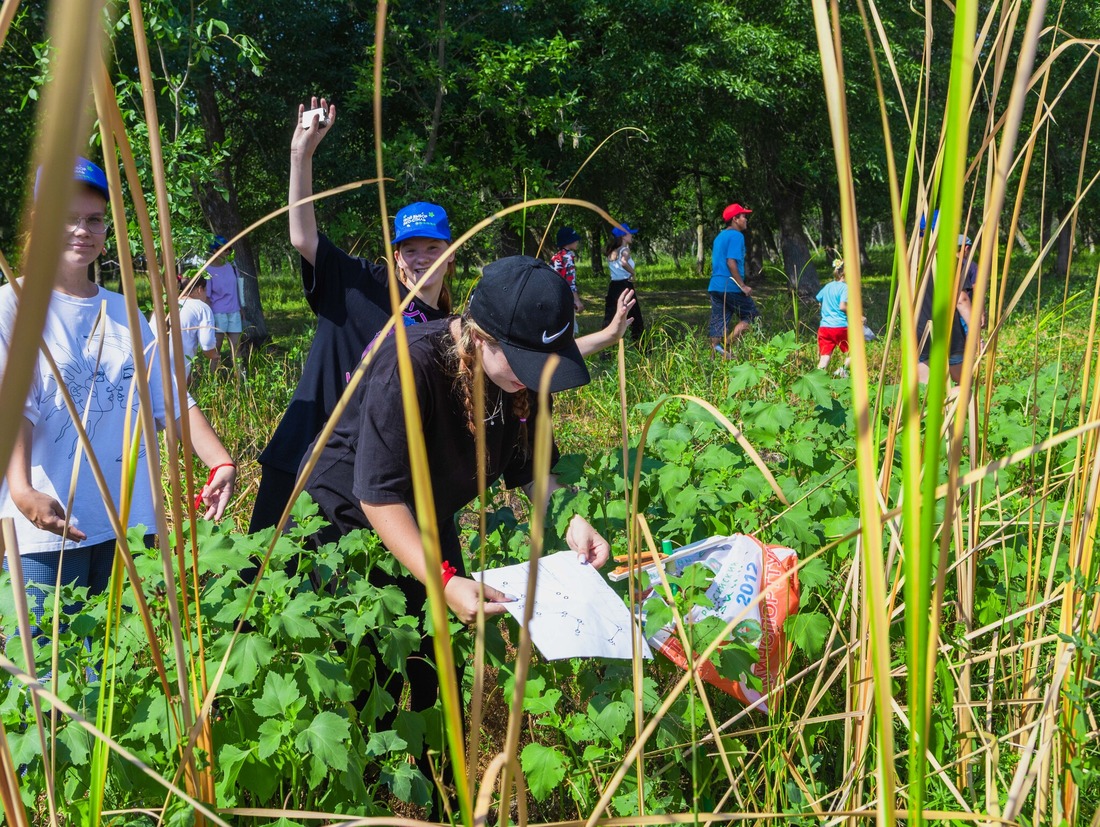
[816,258,850,376]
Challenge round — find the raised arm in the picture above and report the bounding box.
[576,288,636,357]
[289,96,336,267]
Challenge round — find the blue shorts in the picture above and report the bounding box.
[709,291,759,338]
[213,311,242,334]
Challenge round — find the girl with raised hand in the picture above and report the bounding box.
[250,97,639,534]
[0,156,236,636]
[249,97,455,533]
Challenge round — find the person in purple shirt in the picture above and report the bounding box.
[205,236,242,363]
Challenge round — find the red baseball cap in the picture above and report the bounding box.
[723,203,752,222]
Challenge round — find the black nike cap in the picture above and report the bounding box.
[468,255,590,393]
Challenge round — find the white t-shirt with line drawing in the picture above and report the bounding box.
[0,283,186,555]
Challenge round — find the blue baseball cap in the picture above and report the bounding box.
[393,202,450,245]
[73,157,109,200]
[918,209,939,237]
[556,226,581,247]
[209,234,229,252]
[612,222,639,238]
[37,157,109,201]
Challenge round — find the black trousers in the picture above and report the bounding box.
[249,463,298,534]
[604,279,644,341]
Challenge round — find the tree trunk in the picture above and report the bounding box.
[1056,204,1073,277]
[589,228,604,277]
[775,185,820,296]
[424,0,447,165]
[195,74,268,342]
[821,198,835,250]
[694,171,705,275]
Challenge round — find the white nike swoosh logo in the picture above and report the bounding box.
[542,322,570,344]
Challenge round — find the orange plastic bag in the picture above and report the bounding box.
[645,534,799,711]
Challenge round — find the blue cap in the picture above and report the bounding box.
[393,202,450,245]
[36,157,109,201]
[918,209,939,237]
[612,223,639,238]
[209,234,229,252]
[74,157,109,200]
[556,226,581,247]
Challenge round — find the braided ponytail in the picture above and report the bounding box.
[450,317,479,435]
[447,316,528,453]
[511,388,530,457]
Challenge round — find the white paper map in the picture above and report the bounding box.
[473,551,653,661]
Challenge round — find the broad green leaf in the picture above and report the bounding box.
[797,557,831,593]
[786,611,832,656]
[300,652,353,703]
[792,369,834,407]
[365,729,408,757]
[727,362,763,395]
[253,671,303,718]
[269,596,320,640]
[521,742,568,801]
[524,687,562,717]
[592,700,632,744]
[383,760,431,805]
[380,621,422,672]
[256,718,287,760]
[295,711,351,771]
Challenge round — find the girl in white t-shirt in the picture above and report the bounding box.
[0,157,237,639]
[603,224,645,342]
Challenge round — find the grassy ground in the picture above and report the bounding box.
[180,246,1082,532]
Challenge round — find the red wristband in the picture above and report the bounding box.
[441,560,457,587]
[194,463,236,509]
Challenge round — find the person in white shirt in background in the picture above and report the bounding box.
[153,275,219,383]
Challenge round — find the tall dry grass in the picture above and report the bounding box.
[0,1,1098,825]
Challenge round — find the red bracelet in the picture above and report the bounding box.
[194,462,236,509]
[441,560,457,587]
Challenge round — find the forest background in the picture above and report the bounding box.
[1,0,1096,337]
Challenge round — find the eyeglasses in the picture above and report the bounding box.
[65,215,110,235]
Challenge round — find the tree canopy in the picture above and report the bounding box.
[2,0,1098,336]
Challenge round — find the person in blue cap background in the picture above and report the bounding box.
[205,234,243,364]
[603,222,644,343]
[915,210,971,384]
[0,155,237,639]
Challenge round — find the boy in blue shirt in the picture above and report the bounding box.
[816,258,850,376]
[709,203,759,357]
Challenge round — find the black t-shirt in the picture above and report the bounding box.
[303,320,552,563]
[258,235,448,473]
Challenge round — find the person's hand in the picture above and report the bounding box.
[10,488,86,541]
[444,576,514,624]
[290,96,336,157]
[197,464,236,521]
[607,289,636,340]
[573,294,584,313]
[565,515,610,568]
[740,283,754,296]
